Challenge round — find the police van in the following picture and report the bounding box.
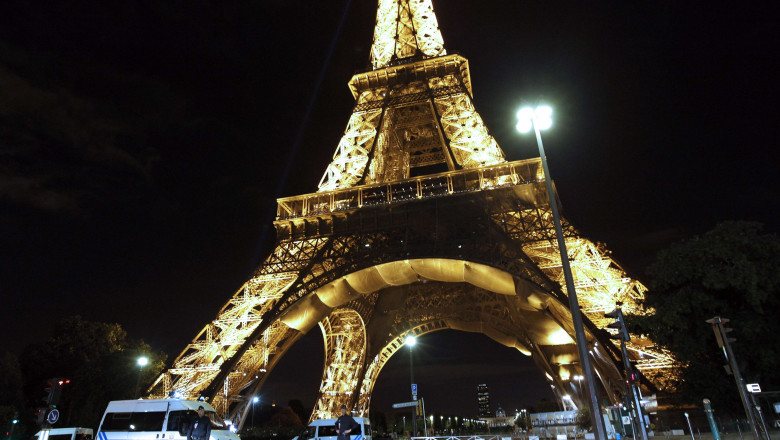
[96,399,240,440]
[34,427,94,440]
[294,417,371,440]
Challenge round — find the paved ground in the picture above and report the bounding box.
[653,433,777,440]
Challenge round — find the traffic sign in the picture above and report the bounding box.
[392,401,418,409]
[47,409,59,424]
[747,383,761,393]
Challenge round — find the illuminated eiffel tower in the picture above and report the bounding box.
[149,0,676,425]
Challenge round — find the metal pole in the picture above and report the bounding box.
[409,345,417,437]
[685,413,695,440]
[422,399,427,436]
[134,368,143,398]
[614,308,648,440]
[708,317,762,440]
[533,124,607,439]
[703,399,721,440]
[752,395,771,440]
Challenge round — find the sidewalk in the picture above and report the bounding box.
[652,433,777,440]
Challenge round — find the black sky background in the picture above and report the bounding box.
[1,1,778,417]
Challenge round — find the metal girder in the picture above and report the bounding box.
[309,280,628,419]
[312,309,368,420]
[151,0,680,424]
[371,0,446,70]
[152,174,678,421]
[320,49,504,191]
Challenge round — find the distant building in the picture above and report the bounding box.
[477,384,491,417]
[529,410,584,438]
[483,404,514,428]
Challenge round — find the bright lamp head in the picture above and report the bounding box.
[515,120,533,133]
[517,107,534,121]
[404,335,417,347]
[516,105,553,132]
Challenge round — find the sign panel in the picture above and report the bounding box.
[392,401,418,409]
[747,383,761,393]
[47,409,59,424]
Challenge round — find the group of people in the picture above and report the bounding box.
[186,403,360,440]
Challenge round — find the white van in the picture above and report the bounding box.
[295,417,371,440]
[96,399,239,440]
[34,428,94,440]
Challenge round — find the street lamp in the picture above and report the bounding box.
[135,356,149,398]
[405,335,417,436]
[573,375,584,398]
[252,396,259,428]
[9,418,18,440]
[516,106,608,439]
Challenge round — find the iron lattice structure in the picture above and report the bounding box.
[148,0,677,426]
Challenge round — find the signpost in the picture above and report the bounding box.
[392,401,418,409]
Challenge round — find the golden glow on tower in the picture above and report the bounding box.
[371,0,446,70]
[148,0,679,426]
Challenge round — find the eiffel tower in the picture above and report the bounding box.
[148,0,676,425]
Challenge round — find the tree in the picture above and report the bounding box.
[268,406,303,428]
[575,407,591,432]
[0,352,27,439]
[19,316,166,428]
[628,221,780,413]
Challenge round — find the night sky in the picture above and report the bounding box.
[1,1,777,417]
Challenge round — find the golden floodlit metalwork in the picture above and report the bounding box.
[148,0,678,426]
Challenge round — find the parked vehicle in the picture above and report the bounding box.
[96,399,240,440]
[293,417,371,440]
[34,427,94,440]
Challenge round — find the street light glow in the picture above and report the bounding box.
[405,335,417,347]
[252,396,259,403]
[516,105,553,132]
[137,356,149,367]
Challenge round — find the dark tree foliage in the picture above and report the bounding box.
[628,221,780,414]
[0,352,28,438]
[19,316,166,428]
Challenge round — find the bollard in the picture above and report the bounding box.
[703,399,721,440]
[685,413,695,440]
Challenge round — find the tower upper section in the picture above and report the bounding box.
[317,0,506,192]
[370,0,447,69]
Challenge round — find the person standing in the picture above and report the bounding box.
[188,406,212,440]
[335,405,358,440]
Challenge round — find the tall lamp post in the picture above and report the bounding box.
[251,396,259,428]
[573,375,584,400]
[135,356,149,398]
[516,106,608,439]
[405,335,417,437]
